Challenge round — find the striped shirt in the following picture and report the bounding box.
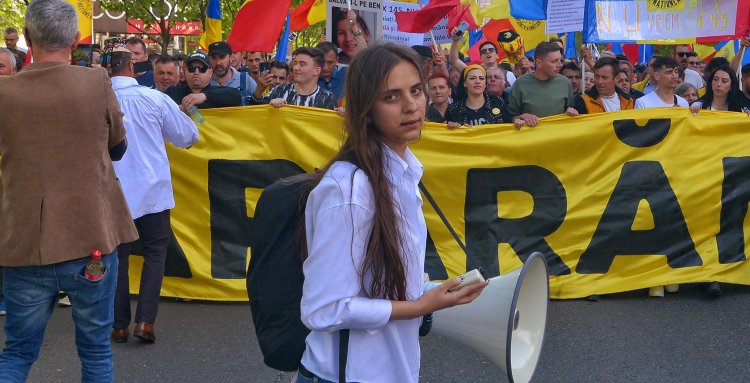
[257,83,337,110]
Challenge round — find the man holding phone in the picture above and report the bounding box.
[126,37,155,88]
[208,41,256,105]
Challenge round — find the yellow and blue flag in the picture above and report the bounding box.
[199,0,222,50]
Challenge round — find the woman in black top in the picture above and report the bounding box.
[690,66,750,113]
[444,64,510,128]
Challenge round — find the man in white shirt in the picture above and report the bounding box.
[635,56,689,109]
[102,39,200,344]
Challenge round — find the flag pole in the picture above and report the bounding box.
[415,2,441,54]
[739,37,748,91]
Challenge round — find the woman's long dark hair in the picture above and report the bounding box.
[700,66,745,112]
[301,44,427,301]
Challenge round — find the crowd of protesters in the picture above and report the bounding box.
[2,0,750,380]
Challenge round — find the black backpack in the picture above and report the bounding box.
[247,177,349,380]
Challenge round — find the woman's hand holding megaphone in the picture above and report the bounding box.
[390,277,488,321]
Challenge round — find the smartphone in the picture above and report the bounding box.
[454,21,469,37]
[259,62,270,73]
[133,60,153,73]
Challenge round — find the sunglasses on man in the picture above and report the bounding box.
[677,52,697,57]
[187,65,209,73]
[480,47,496,55]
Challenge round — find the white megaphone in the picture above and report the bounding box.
[431,252,549,383]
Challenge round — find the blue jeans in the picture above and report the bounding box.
[0,251,118,383]
[295,369,336,383]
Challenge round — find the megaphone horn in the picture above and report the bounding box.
[432,252,549,383]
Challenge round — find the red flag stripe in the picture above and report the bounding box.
[227,0,293,53]
[394,0,458,34]
[290,0,314,32]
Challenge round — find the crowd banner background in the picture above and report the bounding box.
[583,0,750,43]
[128,106,750,301]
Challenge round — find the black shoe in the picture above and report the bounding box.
[707,282,721,298]
[585,295,601,302]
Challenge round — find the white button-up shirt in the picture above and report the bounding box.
[111,76,199,219]
[301,146,428,383]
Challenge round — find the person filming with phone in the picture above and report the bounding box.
[248,47,336,110]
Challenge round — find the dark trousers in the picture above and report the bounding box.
[113,210,170,329]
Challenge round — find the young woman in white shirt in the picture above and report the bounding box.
[297,44,488,383]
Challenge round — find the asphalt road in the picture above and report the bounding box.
[2,283,749,382]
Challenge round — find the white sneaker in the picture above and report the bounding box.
[648,286,664,297]
[665,284,679,293]
[58,296,72,307]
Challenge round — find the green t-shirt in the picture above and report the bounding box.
[507,73,574,118]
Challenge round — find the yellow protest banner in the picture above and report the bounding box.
[66,0,93,44]
[127,106,750,300]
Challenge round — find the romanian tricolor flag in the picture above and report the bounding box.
[65,0,93,44]
[227,0,292,52]
[290,0,326,32]
[694,41,738,63]
[479,0,547,21]
[199,0,222,50]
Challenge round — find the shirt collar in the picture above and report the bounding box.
[382,144,424,186]
[111,75,140,89]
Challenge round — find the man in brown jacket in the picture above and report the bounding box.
[574,57,635,114]
[0,1,137,381]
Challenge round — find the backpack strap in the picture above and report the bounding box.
[418,182,468,254]
[338,329,350,383]
[673,95,678,107]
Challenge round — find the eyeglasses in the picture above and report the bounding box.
[187,65,209,73]
[480,47,496,55]
[677,52,697,57]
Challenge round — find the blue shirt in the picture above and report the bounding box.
[317,65,347,103]
[209,67,257,100]
[136,71,155,88]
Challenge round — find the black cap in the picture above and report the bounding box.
[188,52,210,67]
[208,41,232,56]
[497,30,520,43]
[411,45,433,59]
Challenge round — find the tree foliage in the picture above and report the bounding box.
[98,0,206,55]
[0,0,29,31]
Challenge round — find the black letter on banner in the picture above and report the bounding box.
[717,157,750,264]
[613,119,671,147]
[577,161,702,274]
[465,166,570,276]
[425,231,449,280]
[129,229,192,278]
[208,159,306,279]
